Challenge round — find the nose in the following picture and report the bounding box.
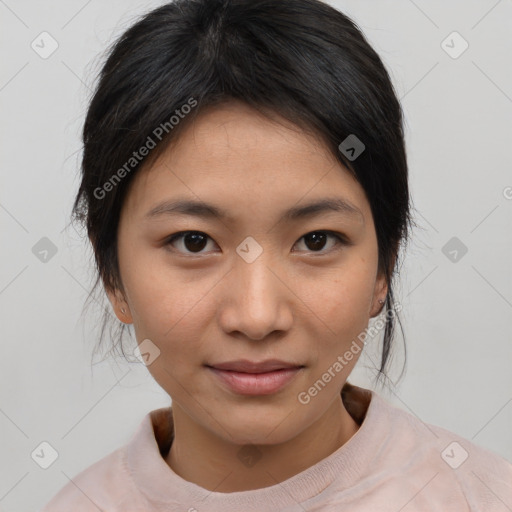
[217,249,293,341]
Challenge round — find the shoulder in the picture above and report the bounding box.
[370,391,512,510]
[39,446,142,511]
[38,406,173,511]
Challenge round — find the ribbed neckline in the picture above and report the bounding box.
[124,384,389,510]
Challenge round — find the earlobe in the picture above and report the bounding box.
[370,298,386,318]
[106,289,132,324]
[370,275,388,318]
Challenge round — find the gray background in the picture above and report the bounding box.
[1,0,511,510]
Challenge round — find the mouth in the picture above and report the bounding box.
[205,360,305,395]
[206,359,304,373]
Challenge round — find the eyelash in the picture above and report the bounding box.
[164,230,350,256]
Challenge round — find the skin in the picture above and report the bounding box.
[106,100,388,492]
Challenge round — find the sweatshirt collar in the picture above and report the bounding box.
[124,383,387,511]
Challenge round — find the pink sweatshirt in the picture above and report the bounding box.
[40,383,512,511]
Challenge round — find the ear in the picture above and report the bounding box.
[106,287,133,324]
[369,271,388,318]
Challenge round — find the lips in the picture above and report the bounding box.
[207,359,303,374]
[207,366,304,395]
[206,359,305,395]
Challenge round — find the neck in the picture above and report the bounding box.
[165,396,360,493]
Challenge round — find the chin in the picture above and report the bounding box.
[208,408,302,446]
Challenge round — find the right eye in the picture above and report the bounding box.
[164,231,218,255]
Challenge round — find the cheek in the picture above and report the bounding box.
[121,251,214,345]
[125,266,212,390]
[309,260,376,336]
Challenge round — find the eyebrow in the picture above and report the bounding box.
[144,197,364,223]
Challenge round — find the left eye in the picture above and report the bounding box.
[164,230,349,256]
[294,231,348,253]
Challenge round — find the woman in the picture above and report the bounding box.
[41,0,512,510]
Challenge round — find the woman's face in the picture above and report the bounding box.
[108,101,387,445]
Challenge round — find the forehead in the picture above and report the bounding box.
[121,102,369,224]
[171,102,330,157]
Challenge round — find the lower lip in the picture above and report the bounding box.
[207,367,303,395]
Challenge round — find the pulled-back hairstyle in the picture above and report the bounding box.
[69,0,415,385]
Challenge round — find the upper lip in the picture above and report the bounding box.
[207,359,303,374]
